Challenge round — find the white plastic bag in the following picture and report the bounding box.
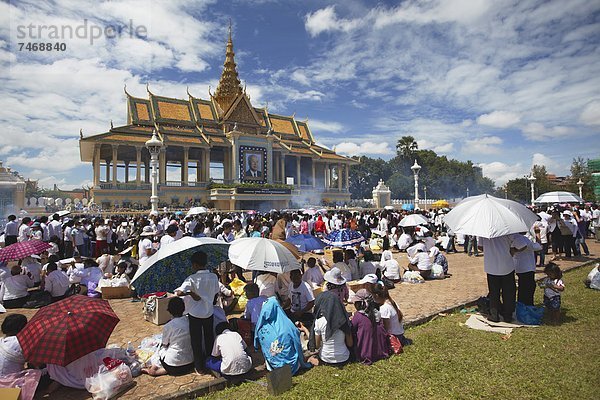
[85,363,132,400]
[430,264,445,279]
[402,270,424,283]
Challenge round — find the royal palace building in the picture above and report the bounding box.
[79,31,355,211]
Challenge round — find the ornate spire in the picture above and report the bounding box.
[213,21,243,115]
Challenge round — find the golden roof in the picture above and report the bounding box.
[156,100,192,121]
[213,25,243,115]
[269,116,296,135]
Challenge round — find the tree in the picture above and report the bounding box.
[348,156,390,199]
[396,136,418,158]
[566,157,595,201]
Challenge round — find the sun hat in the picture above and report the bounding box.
[349,288,371,303]
[323,267,346,285]
[562,210,573,216]
[358,274,378,285]
[140,226,156,236]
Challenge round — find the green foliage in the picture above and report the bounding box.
[349,149,495,199]
[204,265,600,400]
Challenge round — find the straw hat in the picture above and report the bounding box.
[140,226,156,237]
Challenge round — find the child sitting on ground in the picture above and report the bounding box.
[302,257,324,288]
[205,322,253,377]
[286,269,315,326]
[540,263,565,324]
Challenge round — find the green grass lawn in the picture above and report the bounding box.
[203,264,600,400]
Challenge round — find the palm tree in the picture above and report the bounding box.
[396,136,418,157]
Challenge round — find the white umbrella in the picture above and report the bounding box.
[384,205,395,210]
[444,194,539,238]
[398,214,429,227]
[186,206,208,217]
[534,191,583,204]
[228,237,300,273]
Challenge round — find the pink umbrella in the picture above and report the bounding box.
[0,240,52,262]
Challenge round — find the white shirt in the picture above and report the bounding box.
[17,224,30,242]
[63,226,72,242]
[397,233,412,250]
[302,266,324,288]
[0,336,25,375]
[45,269,70,297]
[333,261,352,282]
[513,235,542,274]
[138,238,153,265]
[49,220,62,240]
[360,261,378,277]
[4,221,18,236]
[479,234,527,276]
[256,273,277,298]
[22,260,42,283]
[2,274,34,300]
[379,301,404,335]
[72,266,103,286]
[176,270,219,318]
[288,281,315,313]
[382,259,401,280]
[408,252,432,271]
[159,316,194,367]
[211,329,252,375]
[160,235,176,248]
[313,316,350,364]
[95,225,109,241]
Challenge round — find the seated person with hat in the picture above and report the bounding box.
[322,267,349,304]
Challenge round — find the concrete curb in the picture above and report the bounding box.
[152,257,599,400]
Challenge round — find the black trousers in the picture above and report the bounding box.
[5,235,17,246]
[551,229,563,254]
[562,235,576,257]
[487,271,516,321]
[516,271,536,306]
[188,314,214,372]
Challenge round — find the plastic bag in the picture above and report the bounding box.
[229,278,247,296]
[430,264,445,279]
[515,301,544,325]
[402,270,424,283]
[233,293,248,312]
[85,363,133,400]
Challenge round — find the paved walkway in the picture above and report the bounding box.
[2,240,598,400]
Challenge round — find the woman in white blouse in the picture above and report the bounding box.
[142,297,194,376]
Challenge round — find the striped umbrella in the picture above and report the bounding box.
[0,240,52,262]
[323,229,365,247]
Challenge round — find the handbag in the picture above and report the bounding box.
[388,334,403,355]
[381,274,396,289]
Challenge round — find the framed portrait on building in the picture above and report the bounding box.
[240,146,267,183]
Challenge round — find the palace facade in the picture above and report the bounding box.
[79,31,355,210]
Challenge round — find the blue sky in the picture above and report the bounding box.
[1,0,599,190]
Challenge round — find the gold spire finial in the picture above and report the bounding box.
[214,20,243,115]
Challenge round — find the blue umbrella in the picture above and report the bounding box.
[131,237,229,296]
[322,229,365,247]
[285,234,326,252]
[402,203,415,211]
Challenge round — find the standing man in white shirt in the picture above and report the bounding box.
[175,251,220,374]
[4,215,19,246]
[160,225,178,248]
[478,234,527,323]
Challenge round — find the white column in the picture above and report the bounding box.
[93,145,100,186]
[345,163,349,190]
[296,156,301,187]
[182,147,189,184]
[136,147,142,187]
[111,145,118,184]
[281,155,286,184]
[312,160,316,188]
[325,163,330,190]
[338,163,342,191]
[159,148,167,184]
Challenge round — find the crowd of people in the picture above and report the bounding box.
[0,201,598,394]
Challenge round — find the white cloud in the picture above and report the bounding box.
[531,153,561,172]
[304,6,361,37]
[580,100,600,126]
[335,141,393,156]
[476,111,521,128]
[521,123,572,141]
[308,119,344,133]
[463,136,503,155]
[479,161,526,186]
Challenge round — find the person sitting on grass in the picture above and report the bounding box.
[142,297,194,376]
[254,297,312,376]
[307,291,353,366]
[350,289,390,365]
[371,284,412,346]
[0,314,27,375]
[205,322,253,377]
[541,262,565,325]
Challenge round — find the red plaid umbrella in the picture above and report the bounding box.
[0,240,52,262]
[17,295,120,366]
